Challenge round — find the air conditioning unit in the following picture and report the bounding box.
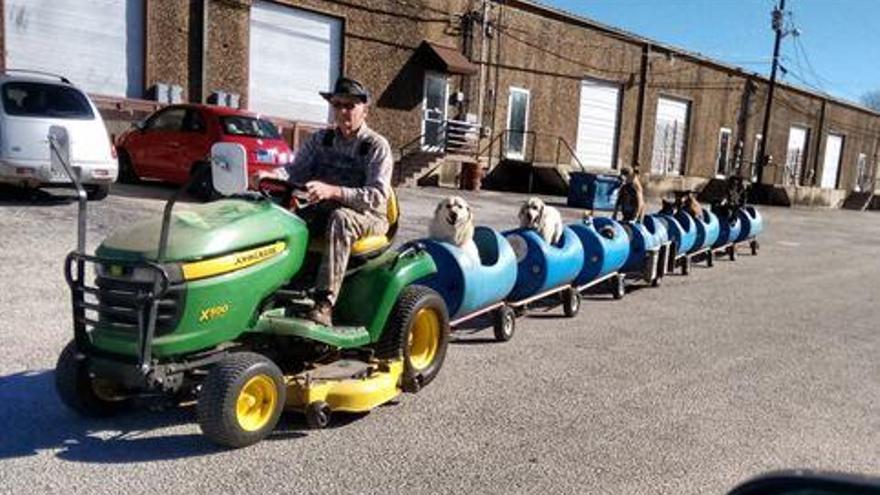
[149,83,183,104]
[208,91,241,109]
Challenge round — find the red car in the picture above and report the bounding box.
[116,104,292,199]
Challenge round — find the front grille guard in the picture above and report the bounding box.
[64,251,173,371]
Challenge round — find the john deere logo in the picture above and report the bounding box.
[199,303,230,323]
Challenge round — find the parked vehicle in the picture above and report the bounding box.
[115,104,292,200]
[0,70,117,200]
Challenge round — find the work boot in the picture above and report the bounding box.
[306,299,333,327]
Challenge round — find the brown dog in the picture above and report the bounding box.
[682,191,703,219]
[615,167,646,222]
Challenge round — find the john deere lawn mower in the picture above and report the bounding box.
[52,135,450,448]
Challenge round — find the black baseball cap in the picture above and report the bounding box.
[320,76,370,103]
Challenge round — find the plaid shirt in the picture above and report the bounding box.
[287,124,393,217]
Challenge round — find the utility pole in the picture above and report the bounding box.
[476,0,490,127]
[756,0,786,184]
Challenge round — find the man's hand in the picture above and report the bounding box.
[305,181,342,203]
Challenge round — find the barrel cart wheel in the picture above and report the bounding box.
[612,274,627,298]
[493,305,517,342]
[750,239,759,255]
[562,287,581,317]
[681,256,691,276]
[706,250,715,267]
[728,245,737,261]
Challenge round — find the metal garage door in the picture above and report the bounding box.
[249,1,342,123]
[820,134,843,189]
[651,97,690,175]
[575,79,620,169]
[4,0,144,97]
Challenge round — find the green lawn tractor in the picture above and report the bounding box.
[53,136,450,448]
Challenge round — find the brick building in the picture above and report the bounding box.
[2,0,878,206]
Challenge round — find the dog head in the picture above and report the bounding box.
[660,198,677,215]
[429,195,475,246]
[518,197,546,228]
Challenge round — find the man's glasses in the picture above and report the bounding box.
[331,101,358,110]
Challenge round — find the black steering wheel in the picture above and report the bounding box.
[257,178,312,209]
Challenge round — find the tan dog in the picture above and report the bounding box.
[682,191,703,219]
[429,196,476,251]
[518,197,563,244]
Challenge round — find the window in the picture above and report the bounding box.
[505,88,531,160]
[784,126,810,186]
[220,116,281,139]
[751,134,763,182]
[716,128,732,177]
[146,108,186,132]
[2,82,94,119]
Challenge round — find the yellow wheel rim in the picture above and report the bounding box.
[235,374,278,432]
[408,307,441,371]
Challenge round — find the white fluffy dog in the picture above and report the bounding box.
[429,196,478,256]
[518,197,563,245]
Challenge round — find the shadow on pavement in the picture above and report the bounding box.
[0,184,76,206]
[0,369,312,463]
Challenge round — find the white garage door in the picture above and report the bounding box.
[249,1,342,123]
[575,79,620,169]
[820,134,843,189]
[651,97,690,175]
[4,0,144,98]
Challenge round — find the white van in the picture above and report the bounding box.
[0,71,117,200]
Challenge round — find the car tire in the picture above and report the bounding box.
[188,162,218,202]
[85,184,110,201]
[117,151,140,184]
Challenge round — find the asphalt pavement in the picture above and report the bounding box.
[0,182,878,495]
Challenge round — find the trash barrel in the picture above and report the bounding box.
[567,172,621,210]
[460,161,482,191]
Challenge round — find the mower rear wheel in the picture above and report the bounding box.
[493,305,516,342]
[562,287,581,317]
[197,352,286,448]
[55,341,131,417]
[374,285,449,392]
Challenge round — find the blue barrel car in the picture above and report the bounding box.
[503,226,585,318]
[692,209,721,253]
[569,217,629,299]
[713,212,743,261]
[420,227,519,341]
[735,206,764,255]
[616,218,664,287]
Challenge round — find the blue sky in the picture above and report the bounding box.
[543,0,879,104]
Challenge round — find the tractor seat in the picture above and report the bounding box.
[309,188,400,262]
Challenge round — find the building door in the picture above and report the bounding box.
[422,72,449,151]
[4,0,144,98]
[249,1,342,122]
[506,87,530,160]
[784,126,809,185]
[651,97,690,175]
[575,79,620,169]
[716,128,732,177]
[855,153,870,192]
[819,134,844,189]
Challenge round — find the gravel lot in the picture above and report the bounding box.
[1,183,878,495]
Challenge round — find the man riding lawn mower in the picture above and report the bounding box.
[54,79,450,449]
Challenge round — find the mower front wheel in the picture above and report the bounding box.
[55,341,132,417]
[197,352,286,448]
[375,285,449,393]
